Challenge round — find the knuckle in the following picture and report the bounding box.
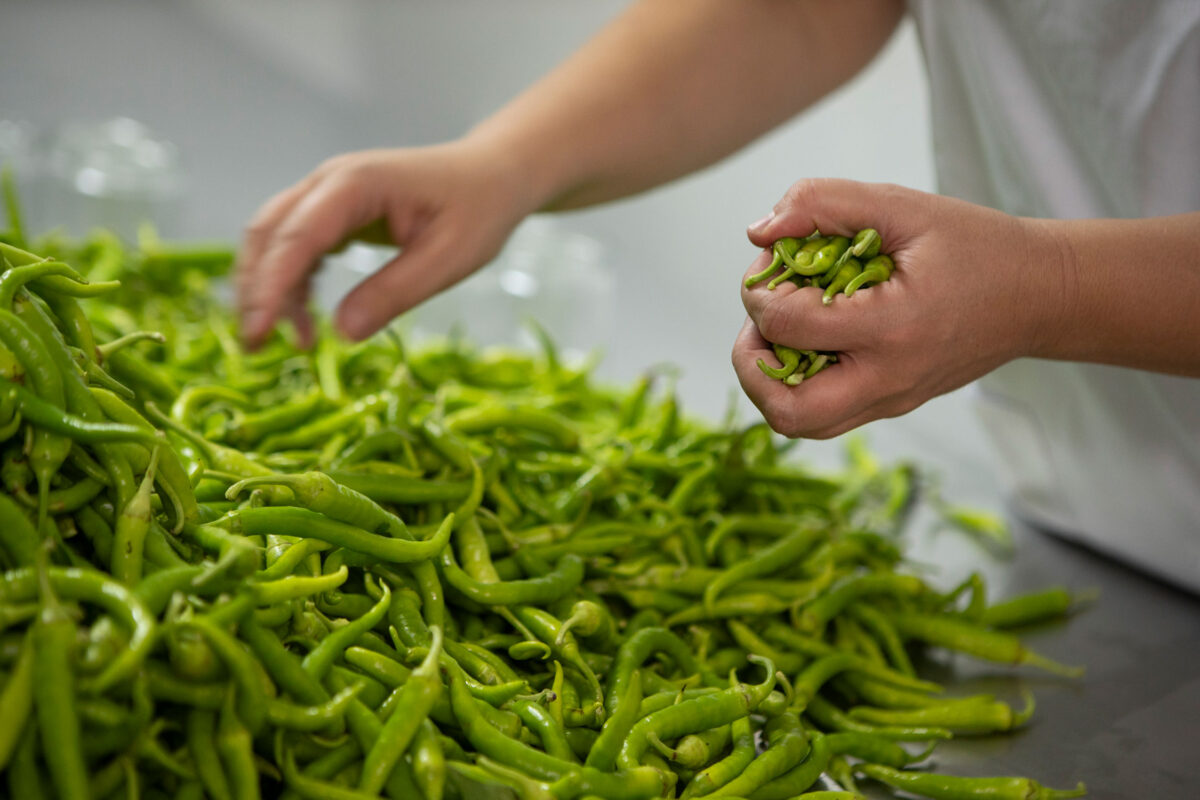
[242,219,273,244]
[755,298,795,343]
[804,401,860,440]
[780,178,819,212]
[313,166,362,198]
[317,152,356,175]
[762,399,805,439]
[328,158,374,187]
[272,223,317,253]
[812,418,860,440]
[804,426,841,441]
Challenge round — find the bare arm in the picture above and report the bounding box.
[469,0,905,211]
[236,0,904,344]
[1034,213,1200,375]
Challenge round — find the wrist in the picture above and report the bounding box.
[1013,216,1081,362]
[459,120,566,219]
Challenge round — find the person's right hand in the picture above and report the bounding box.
[236,141,535,348]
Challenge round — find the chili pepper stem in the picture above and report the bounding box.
[746,251,785,288]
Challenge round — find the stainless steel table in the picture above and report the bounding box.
[890,517,1200,800]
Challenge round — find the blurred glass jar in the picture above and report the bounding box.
[0,119,40,231]
[324,217,617,360]
[413,217,616,360]
[43,117,183,242]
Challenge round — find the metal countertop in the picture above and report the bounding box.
[883,517,1200,800]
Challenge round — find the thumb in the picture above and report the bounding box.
[747,178,926,249]
[334,224,507,342]
[334,232,456,341]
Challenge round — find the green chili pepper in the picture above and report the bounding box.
[31,552,90,800]
[822,257,862,304]
[748,731,832,800]
[756,343,803,381]
[0,633,35,771]
[794,573,927,635]
[224,506,452,563]
[857,763,1086,800]
[745,237,803,288]
[665,593,792,626]
[258,392,389,452]
[679,700,755,797]
[978,587,1095,629]
[186,709,233,800]
[618,655,777,770]
[443,656,574,781]
[359,625,444,793]
[0,493,40,567]
[666,723,733,771]
[843,254,894,297]
[215,688,261,800]
[266,682,364,732]
[825,731,929,768]
[771,236,850,290]
[556,598,618,650]
[843,228,883,263]
[446,403,580,451]
[302,580,391,681]
[703,522,823,611]
[412,718,447,800]
[0,310,70,527]
[514,695,577,762]
[239,615,329,707]
[606,627,718,715]
[440,547,583,606]
[0,260,88,307]
[848,691,1036,735]
[3,565,156,692]
[110,444,159,583]
[718,712,811,797]
[586,669,644,771]
[888,612,1084,677]
[804,694,952,741]
[181,614,268,734]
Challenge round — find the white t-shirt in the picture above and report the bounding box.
[906,0,1200,591]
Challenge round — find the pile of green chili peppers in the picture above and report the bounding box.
[0,190,1088,799]
[746,230,895,386]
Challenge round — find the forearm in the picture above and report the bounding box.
[1031,212,1200,376]
[465,0,903,215]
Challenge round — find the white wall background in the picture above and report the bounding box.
[0,0,1001,503]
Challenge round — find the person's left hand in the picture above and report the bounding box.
[734,178,1069,438]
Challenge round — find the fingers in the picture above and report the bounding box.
[236,177,318,314]
[745,178,928,249]
[334,229,467,341]
[334,215,509,341]
[282,282,315,350]
[740,252,890,352]
[732,317,889,439]
[238,172,385,348]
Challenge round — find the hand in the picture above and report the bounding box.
[236,141,535,348]
[733,178,1066,439]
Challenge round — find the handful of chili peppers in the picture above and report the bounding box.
[0,179,1088,800]
[746,229,895,385]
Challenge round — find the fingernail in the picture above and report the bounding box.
[337,312,371,342]
[241,309,265,336]
[747,211,775,232]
